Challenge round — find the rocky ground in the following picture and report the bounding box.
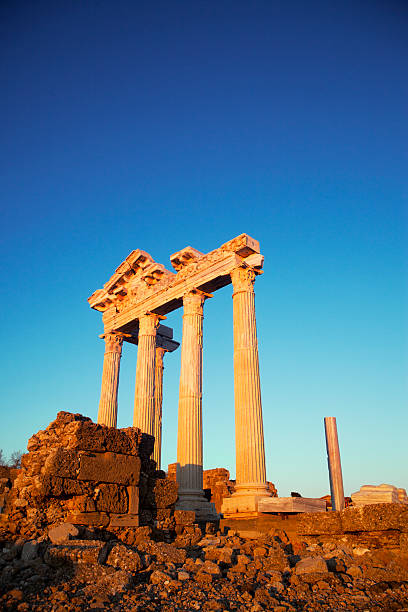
[1,521,408,611]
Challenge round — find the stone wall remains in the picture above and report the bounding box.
[5,412,178,537]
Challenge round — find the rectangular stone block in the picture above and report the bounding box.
[109,514,139,527]
[127,486,139,514]
[43,448,79,478]
[44,541,107,566]
[341,503,408,533]
[174,510,195,525]
[156,508,171,521]
[96,484,128,513]
[78,452,141,485]
[66,512,110,527]
[39,475,92,498]
[258,497,326,513]
[66,495,96,513]
[296,511,343,535]
[63,419,141,455]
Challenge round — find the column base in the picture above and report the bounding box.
[176,490,219,522]
[221,484,271,516]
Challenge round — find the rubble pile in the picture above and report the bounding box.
[1,509,408,611]
[4,412,178,537]
[1,413,408,610]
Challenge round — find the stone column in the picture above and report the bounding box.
[133,313,160,435]
[176,290,217,519]
[153,347,166,469]
[324,417,345,511]
[97,333,124,428]
[221,266,269,515]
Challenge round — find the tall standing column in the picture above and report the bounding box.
[153,347,166,469]
[176,290,217,518]
[222,266,269,515]
[97,333,123,428]
[133,313,160,435]
[324,417,345,511]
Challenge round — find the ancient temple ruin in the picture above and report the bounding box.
[88,233,272,517]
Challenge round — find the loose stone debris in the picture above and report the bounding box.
[1,504,408,611]
[1,413,408,611]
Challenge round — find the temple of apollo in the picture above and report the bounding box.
[88,233,272,517]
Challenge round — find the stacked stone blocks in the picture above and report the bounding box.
[11,412,178,531]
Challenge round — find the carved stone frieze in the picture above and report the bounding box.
[89,233,264,333]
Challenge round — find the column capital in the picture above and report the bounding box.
[230,266,257,294]
[138,312,162,335]
[182,289,211,315]
[102,332,124,354]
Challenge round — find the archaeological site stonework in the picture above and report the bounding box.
[88,233,271,518]
[6,412,178,535]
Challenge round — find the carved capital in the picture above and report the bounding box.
[138,313,161,336]
[104,333,124,354]
[182,290,207,316]
[230,266,256,294]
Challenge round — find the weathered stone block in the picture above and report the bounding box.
[44,540,107,566]
[109,514,139,528]
[66,495,96,513]
[78,452,141,485]
[295,556,328,575]
[296,511,342,535]
[48,523,80,544]
[127,486,139,514]
[143,477,178,509]
[39,475,92,497]
[96,484,128,513]
[43,448,79,478]
[156,508,171,521]
[66,512,110,527]
[106,544,143,572]
[174,510,195,525]
[341,503,408,533]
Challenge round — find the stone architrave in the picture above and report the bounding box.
[153,347,166,469]
[221,265,270,514]
[97,333,124,427]
[133,313,161,435]
[176,290,217,519]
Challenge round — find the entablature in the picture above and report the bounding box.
[88,233,264,334]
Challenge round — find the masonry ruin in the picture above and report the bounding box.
[88,233,271,518]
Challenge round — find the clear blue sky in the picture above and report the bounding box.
[1,1,407,497]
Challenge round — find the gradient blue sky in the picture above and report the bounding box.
[1,1,407,497]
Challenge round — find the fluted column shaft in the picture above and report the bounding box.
[153,347,166,469]
[232,266,268,493]
[133,313,160,435]
[177,290,207,498]
[97,333,123,428]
